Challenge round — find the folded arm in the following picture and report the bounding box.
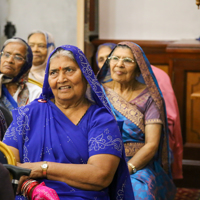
[9,146,120,191]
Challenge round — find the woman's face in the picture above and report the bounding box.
[0,42,26,78]
[48,55,87,104]
[109,47,137,84]
[28,33,47,66]
[97,46,112,69]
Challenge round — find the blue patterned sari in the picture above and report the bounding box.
[3,45,134,200]
[97,41,176,200]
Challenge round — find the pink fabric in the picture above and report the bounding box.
[32,182,60,200]
[151,65,183,179]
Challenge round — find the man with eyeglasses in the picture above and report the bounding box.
[0,37,42,119]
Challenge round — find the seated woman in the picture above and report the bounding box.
[3,45,134,200]
[0,37,42,114]
[96,42,183,180]
[27,30,55,87]
[97,41,176,199]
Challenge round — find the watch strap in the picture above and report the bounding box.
[41,161,48,177]
[128,162,137,174]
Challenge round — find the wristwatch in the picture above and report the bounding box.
[128,162,137,174]
[41,161,48,177]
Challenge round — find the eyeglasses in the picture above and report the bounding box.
[108,56,134,66]
[1,52,25,62]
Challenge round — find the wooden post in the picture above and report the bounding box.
[77,0,85,52]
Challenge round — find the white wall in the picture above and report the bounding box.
[0,0,77,48]
[0,0,9,47]
[99,0,200,40]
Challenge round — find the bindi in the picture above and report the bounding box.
[59,66,62,70]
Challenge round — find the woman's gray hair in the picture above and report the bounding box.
[2,38,28,59]
[110,44,132,56]
[50,49,75,63]
[27,30,45,40]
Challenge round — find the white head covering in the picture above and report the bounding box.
[28,30,55,84]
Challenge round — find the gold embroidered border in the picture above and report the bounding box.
[145,119,163,125]
[104,87,145,132]
[124,142,144,157]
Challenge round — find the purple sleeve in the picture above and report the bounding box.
[144,96,163,125]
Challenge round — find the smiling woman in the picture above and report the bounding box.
[3,45,134,200]
[97,41,176,199]
[48,50,88,116]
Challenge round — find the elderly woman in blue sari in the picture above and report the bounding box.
[3,45,134,200]
[0,37,42,114]
[97,41,176,200]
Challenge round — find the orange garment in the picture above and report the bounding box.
[151,65,183,179]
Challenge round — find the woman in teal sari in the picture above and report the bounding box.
[97,41,176,200]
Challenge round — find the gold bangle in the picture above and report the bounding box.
[128,163,137,174]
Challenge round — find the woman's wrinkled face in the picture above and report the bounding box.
[0,42,26,77]
[28,33,47,66]
[97,46,112,69]
[48,56,87,103]
[109,47,137,84]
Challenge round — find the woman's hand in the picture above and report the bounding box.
[16,174,29,195]
[17,162,44,179]
[16,161,44,195]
